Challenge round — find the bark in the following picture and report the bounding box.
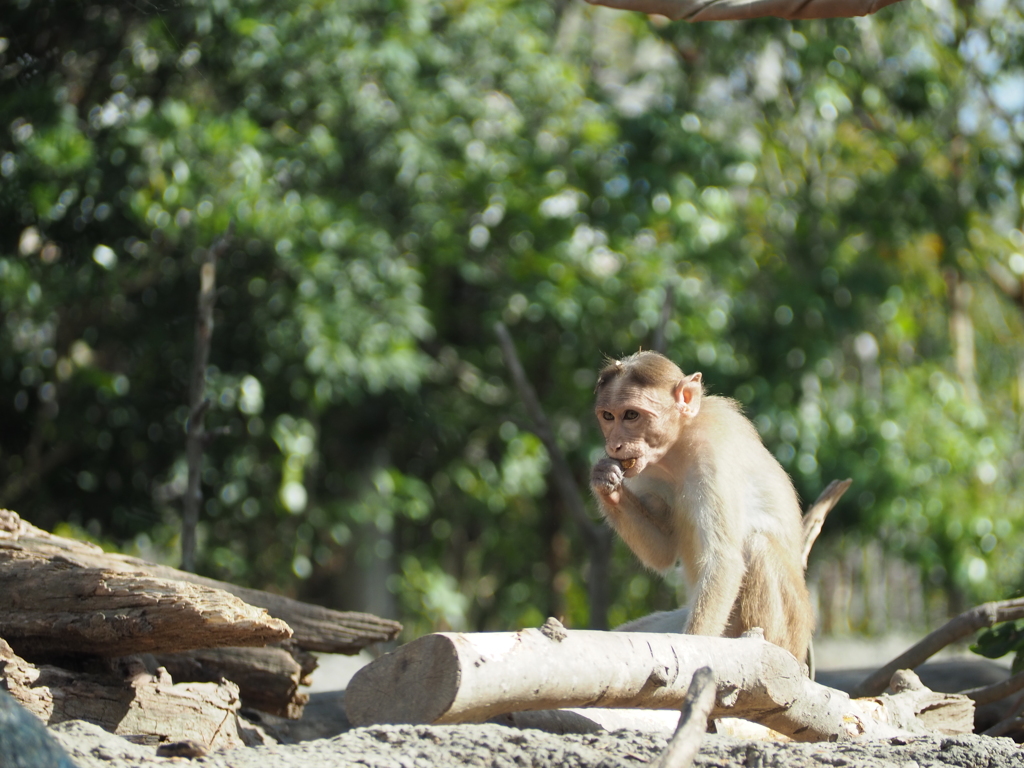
[344,623,974,741]
[583,0,904,20]
[154,644,311,719]
[0,546,291,659]
[0,508,401,654]
[0,639,255,751]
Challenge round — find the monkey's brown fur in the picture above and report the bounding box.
[590,351,813,662]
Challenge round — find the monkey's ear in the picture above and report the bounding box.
[674,372,703,415]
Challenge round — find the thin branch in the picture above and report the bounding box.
[582,0,905,21]
[961,669,1024,707]
[801,478,851,568]
[851,598,1024,698]
[494,321,614,628]
[493,322,603,547]
[650,667,716,768]
[982,690,1024,737]
[985,715,1024,738]
[181,222,235,573]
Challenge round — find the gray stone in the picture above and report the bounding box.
[48,721,156,766]
[0,688,79,768]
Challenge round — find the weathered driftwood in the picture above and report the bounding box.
[154,644,311,719]
[344,623,974,741]
[0,546,291,659]
[177,574,401,654]
[0,639,256,751]
[0,508,401,654]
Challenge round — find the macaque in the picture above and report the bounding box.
[590,351,813,662]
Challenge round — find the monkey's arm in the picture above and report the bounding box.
[591,458,678,570]
[684,499,746,637]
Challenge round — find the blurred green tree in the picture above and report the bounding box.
[1,0,1023,638]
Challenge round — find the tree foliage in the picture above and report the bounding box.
[2,0,1024,637]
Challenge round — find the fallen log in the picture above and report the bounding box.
[0,546,291,659]
[0,508,401,654]
[0,639,257,751]
[154,644,311,719]
[344,622,974,741]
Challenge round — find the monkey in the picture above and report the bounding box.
[590,350,813,663]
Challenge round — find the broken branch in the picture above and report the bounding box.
[650,666,715,768]
[851,598,1024,698]
[801,478,851,567]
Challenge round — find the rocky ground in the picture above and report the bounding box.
[48,720,1024,768]
[13,643,1024,768]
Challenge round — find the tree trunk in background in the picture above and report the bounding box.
[946,270,979,405]
[332,517,398,627]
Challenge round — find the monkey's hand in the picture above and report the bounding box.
[591,457,625,505]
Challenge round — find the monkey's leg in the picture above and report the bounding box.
[735,534,813,661]
[685,547,746,639]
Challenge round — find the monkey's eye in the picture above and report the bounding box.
[623,409,639,420]
[601,411,615,421]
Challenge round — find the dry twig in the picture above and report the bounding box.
[650,667,716,768]
[801,478,851,568]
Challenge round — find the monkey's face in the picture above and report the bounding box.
[594,381,683,477]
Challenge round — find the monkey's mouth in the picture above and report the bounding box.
[620,458,637,470]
